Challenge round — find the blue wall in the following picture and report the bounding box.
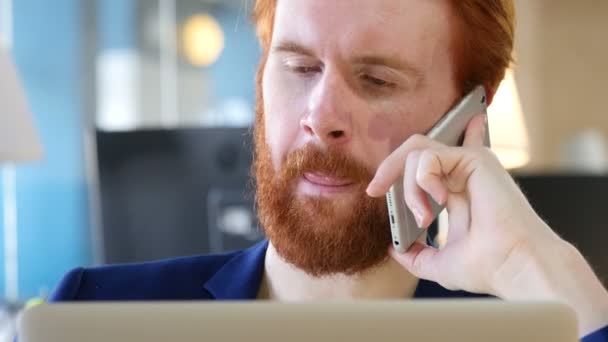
[0,0,260,301]
[0,0,92,300]
[98,0,137,51]
[208,6,260,107]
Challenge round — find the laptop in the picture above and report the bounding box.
[17,300,578,342]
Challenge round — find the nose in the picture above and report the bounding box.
[300,70,354,146]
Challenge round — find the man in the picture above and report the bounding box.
[52,1,608,340]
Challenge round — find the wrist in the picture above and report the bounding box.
[493,235,608,336]
[549,242,608,336]
[490,232,562,301]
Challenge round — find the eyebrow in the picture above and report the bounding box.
[352,55,422,79]
[272,41,316,57]
[272,40,422,78]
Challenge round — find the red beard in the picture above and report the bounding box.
[253,123,391,277]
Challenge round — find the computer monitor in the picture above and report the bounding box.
[96,127,263,264]
[514,174,608,286]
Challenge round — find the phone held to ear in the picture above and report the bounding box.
[386,85,490,253]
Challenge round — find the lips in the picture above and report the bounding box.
[303,172,354,187]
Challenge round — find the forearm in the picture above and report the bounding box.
[546,243,608,337]
[493,234,608,337]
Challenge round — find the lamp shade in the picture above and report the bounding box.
[488,69,529,169]
[0,46,43,162]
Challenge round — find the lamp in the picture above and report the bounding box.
[488,69,530,169]
[0,44,43,303]
[181,13,224,67]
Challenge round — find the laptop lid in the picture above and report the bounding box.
[17,300,578,342]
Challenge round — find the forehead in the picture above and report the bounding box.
[272,0,455,62]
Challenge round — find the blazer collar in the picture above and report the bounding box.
[204,239,483,300]
[204,239,269,299]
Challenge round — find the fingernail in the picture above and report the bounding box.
[365,183,375,196]
[412,207,424,228]
[366,189,379,198]
[480,115,488,137]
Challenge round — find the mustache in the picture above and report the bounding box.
[279,144,374,184]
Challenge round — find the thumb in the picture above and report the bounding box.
[462,114,488,147]
[389,243,440,281]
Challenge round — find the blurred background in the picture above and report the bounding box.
[0,0,606,317]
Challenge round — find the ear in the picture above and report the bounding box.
[484,85,497,106]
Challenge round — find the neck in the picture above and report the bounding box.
[258,242,419,301]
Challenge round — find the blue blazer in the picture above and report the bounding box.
[50,240,608,341]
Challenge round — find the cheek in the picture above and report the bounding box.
[262,64,306,170]
[367,112,419,151]
[361,98,446,168]
[365,105,429,153]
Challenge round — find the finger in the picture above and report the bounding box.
[417,147,473,195]
[404,151,432,229]
[417,147,475,239]
[367,134,442,197]
[416,149,449,206]
[462,114,487,147]
[444,194,471,240]
[389,243,439,281]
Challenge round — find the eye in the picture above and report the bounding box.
[361,74,393,88]
[291,65,322,74]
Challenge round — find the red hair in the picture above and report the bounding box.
[252,0,515,97]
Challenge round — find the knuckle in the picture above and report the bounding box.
[404,151,421,173]
[463,146,489,160]
[403,188,416,208]
[408,134,428,146]
[406,149,421,163]
[477,146,493,157]
[419,148,435,162]
[416,169,433,186]
[410,252,425,275]
[471,146,502,166]
[484,147,502,163]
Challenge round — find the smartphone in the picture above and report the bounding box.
[387,85,490,253]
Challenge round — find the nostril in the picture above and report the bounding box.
[303,125,314,135]
[329,131,344,139]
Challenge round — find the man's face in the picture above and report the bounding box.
[255,0,460,276]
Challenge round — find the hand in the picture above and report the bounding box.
[367,114,608,336]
